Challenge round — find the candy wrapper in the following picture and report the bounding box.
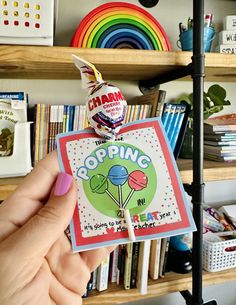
[73,55,127,139]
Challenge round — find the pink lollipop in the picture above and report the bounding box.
[123,170,148,208]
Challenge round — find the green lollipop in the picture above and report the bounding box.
[90,174,119,206]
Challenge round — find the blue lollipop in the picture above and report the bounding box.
[108,165,128,207]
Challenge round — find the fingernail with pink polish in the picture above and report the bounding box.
[54,172,73,196]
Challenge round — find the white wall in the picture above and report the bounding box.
[1,0,236,304]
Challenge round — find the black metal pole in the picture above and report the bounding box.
[191,0,205,304]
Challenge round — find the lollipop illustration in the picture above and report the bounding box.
[108,165,128,207]
[123,170,148,208]
[90,174,119,207]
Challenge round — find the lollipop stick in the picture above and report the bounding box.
[105,190,120,207]
[124,209,136,241]
[123,189,135,208]
[118,184,123,207]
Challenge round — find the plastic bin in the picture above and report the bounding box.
[203,237,236,272]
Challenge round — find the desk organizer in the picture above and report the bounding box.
[0,0,55,45]
[203,237,236,272]
[0,122,32,178]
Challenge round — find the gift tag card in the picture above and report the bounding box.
[57,118,196,252]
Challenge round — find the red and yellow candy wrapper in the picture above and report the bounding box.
[73,55,127,139]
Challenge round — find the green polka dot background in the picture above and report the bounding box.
[81,142,157,218]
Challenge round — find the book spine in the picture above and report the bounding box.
[170,104,185,150]
[158,238,170,278]
[137,240,151,295]
[165,104,177,139]
[130,242,140,288]
[92,268,97,290]
[34,103,41,165]
[168,105,180,147]
[124,243,133,290]
[39,103,46,161]
[68,105,75,131]
[48,105,55,153]
[160,237,170,278]
[63,105,67,133]
[156,90,166,117]
[73,105,78,131]
[96,255,110,292]
[110,247,119,283]
[149,239,161,280]
[174,103,191,158]
[161,103,172,128]
[45,104,50,155]
[116,244,126,285]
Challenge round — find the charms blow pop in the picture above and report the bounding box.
[73,55,127,139]
[90,174,119,206]
[108,165,128,206]
[123,170,148,208]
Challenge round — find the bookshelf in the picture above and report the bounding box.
[0,35,236,305]
[0,45,236,82]
[82,269,236,305]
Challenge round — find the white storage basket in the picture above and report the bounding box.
[203,238,236,272]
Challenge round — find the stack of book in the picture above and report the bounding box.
[204,114,236,162]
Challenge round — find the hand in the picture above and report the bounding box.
[0,151,114,305]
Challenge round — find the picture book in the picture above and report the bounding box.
[57,118,196,252]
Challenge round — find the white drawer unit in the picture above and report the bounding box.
[0,0,55,45]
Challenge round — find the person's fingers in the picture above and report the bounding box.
[49,273,83,305]
[0,151,60,241]
[46,235,91,296]
[80,246,116,271]
[2,173,77,259]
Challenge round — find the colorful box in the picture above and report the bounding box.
[0,0,55,45]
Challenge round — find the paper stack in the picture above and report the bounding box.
[204,114,236,162]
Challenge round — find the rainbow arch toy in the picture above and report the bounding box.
[71,2,171,51]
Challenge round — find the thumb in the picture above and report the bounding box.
[5,173,77,259]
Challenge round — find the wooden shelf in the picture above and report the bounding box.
[0,46,236,81]
[177,159,236,184]
[1,159,236,201]
[83,269,236,304]
[0,176,23,201]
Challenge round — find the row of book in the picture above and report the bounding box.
[32,89,192,166]
[83,238,170,297]
[32,90,167,165]
[204,114,236,162]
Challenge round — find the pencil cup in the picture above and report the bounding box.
[178,27,215,52]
